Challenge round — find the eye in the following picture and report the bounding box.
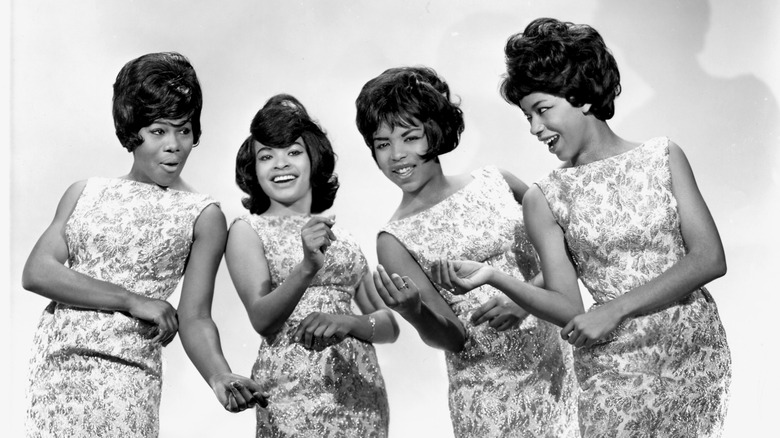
[404,135,421,143]
[289,149,303,156]
[258,154,272,161]
[178,127,192,135]
[373,142,389,150]
[150,128,165,135]
[538,107,548,114]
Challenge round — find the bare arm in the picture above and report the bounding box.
[225,216,335,337]
[433,186,584,327]
[177,204,266,411]
[374,232,466,353]
[352,272,400,344]
[22,180,177,344]
[499,168,530,204]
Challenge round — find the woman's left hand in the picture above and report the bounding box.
[560,304,623,348]
[293,312,351,351]
[208,372,269,413]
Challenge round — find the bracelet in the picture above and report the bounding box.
[367,315,376,343]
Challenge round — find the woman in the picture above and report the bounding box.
[226,94,398,437]
[439,18,732,436]
[22,52,263,438]
[355,66,578,438]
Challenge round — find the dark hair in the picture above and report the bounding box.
[501,18,621,120]
[235,94,339,214]
[355,66,464,161]
[112,52,203,152]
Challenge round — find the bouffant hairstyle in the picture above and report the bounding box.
[355,66,464,161]
[501,18,621,121]
[235,94,339,215]
[112,52,203,151]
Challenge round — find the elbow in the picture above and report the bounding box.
[22,264,44,293]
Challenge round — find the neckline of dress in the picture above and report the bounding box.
[564,138,656,170]
[390,170,481,223]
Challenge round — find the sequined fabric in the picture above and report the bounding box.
[25,177,217,437]
[536,137,732,437]
[239,214,389,438]
[381,166,579,438]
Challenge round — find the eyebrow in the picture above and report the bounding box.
[372,126,423,141]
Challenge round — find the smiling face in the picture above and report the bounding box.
[519,92,593,164]
[255,137,312,214]
[372,121,440,194]
[128,117,194,188]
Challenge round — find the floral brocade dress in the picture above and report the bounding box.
[380,166,579,438]
[238,214,389,438]
[25,177,217,437]
[536,137,732,437]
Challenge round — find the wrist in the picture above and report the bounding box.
[297,261,319,279]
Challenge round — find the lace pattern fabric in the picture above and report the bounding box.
[239,214,389,438]
[25,177,217,437]
[381,166,579,438]
[536,137,732,437]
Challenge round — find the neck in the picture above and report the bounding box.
[571,123,630,166]
[397,167,453,216]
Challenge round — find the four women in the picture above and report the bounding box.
[22,17,731,438]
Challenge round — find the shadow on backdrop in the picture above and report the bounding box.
[593,0,778,234]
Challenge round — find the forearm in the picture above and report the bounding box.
[402,303,466,352]
[22,258,139,312]
[179,316,232,385]
[486,267,583,327]
[247,262,316,336]
[348,308,399,344]
[608,251,726,320]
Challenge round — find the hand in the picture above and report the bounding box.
[127,295,178,346]
[431,259,490,295]
[561,304,623,348]
[372,264,421,317]
[293,312,351,351]
[471,296,529,331]
[300,216,336,275]
[208,372,269,412]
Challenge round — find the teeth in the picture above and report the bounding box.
[394,166,413,175]
[273,175,296,183]
[544,136,559,146]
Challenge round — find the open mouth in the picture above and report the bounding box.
[272,175,297,183]
[161,162,179,171]
[392,166,414,177]
[543,135,560,152]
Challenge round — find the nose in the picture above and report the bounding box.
[389,142,407,161]
[163,133,181,152]
[273,155,290,169]
[529,116,545,136]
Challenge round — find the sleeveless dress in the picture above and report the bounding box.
[237,214,389,438]
[380,166,579,438]
[536,137,732,437]
[25,177,217,438]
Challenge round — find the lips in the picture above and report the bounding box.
[391,164,414,178]
[160,162,179,172]
[542,135,560,152]
[272,174,297,183]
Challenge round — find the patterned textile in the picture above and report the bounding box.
[26,177,217,437]
[239,214,389,438]
[536,137,731,437]
[381,166,579,438]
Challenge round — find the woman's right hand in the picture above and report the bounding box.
[373,264,421,317]
[432,259,491,295]
[127,295,179,346]
[300,216,336,274]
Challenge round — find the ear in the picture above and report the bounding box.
[581,103,592,115]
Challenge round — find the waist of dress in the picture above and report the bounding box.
[39,301,163,372]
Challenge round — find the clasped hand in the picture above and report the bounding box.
[293,312,351,351]
[300,215,336,274]
[209,372,269,412]
[128,296,178,346]
[561,304,623,348]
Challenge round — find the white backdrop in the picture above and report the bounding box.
[5,1,779,436]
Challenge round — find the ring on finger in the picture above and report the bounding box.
[399,280,409,289]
